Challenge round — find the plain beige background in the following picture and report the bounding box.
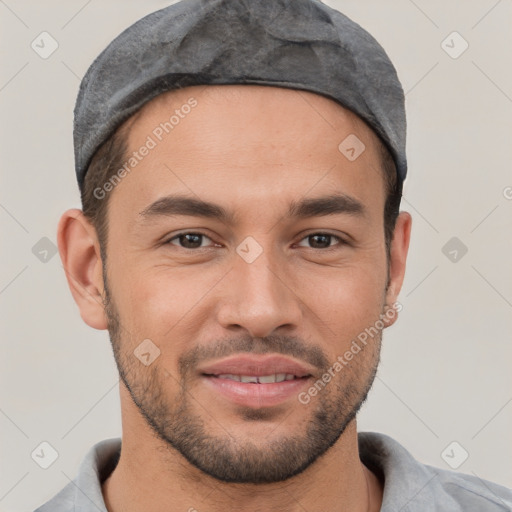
[1,1,511,510]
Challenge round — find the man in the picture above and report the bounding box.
[34,0,512,511]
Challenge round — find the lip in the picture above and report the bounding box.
[201,375,312,407]
[198,354,314,378]
[198,354,314,408]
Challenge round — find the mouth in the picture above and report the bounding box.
[202,373,310,383]
[198,355,314,407]
[200,373,312,408]
[198,354,314,379]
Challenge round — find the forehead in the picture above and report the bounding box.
[111,84,386,222]
[129,84,377,138]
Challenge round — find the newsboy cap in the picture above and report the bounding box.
[73,0,407,190]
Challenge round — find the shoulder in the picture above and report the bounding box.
[424,463,512,511]
[33,482,75,512]
[32,437,121,512]
[358,431,512,511]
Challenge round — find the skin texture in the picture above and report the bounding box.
[58,84,412,512]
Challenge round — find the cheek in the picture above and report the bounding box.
[300,265,385,339]
[116,266,219,338]
[111,246,386,344]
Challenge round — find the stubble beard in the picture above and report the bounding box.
[102,271,383,484]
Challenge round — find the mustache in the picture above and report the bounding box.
[178,334,330,379]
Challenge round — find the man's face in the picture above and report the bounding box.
[100,85,403,483]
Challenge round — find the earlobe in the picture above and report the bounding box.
[383,211,412,327]
[57,209,108,330]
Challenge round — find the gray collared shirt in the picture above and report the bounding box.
[34,431,512,511]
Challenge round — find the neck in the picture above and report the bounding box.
[102,388,383,512]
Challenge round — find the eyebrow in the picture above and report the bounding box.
[138,193,366,224]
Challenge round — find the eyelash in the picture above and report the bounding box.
[164,231,347,250]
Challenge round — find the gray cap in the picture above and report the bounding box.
[74,0,407,191]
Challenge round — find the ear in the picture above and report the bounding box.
[57,209,108,330]
[383,211,412,327]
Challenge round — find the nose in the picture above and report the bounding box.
[215,243,303,339]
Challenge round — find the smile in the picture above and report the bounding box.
[208,373,303,383]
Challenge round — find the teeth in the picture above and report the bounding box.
[258,374,278,383]
[218,374,241,381]
[240,375,259,383]
[216,373,298,383]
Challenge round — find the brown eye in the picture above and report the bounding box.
[297,233,345,249]
[167,232,212,249]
